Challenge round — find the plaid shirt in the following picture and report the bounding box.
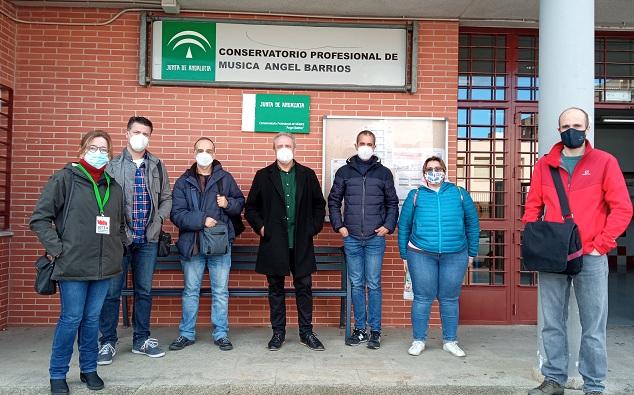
[131,161,151,244]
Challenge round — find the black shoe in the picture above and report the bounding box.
[50,379,69,395]
[527,379,564,395]
[300,332,325,351]
[80,371,105,391]
[169,335,195,351]
[367,331,381,349]
[345,328,369,346]
[214,337,234,351]
[267,332,285,351]
[585,392,603,395]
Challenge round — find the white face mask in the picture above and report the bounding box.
[276,147,294,164]
[129,134,149,152]
[195,152,213,167]
[357,145,374,161]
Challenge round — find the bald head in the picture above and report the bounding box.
[558,107,589,132]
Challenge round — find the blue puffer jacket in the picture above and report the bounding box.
[397,182,480,259]
[328,155,399,239]
[170,161,245,259]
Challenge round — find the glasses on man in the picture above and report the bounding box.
[88,145,109,154]
[425,167,444,172]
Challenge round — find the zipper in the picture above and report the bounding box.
[437,191,442,253]
[361,175,366,237]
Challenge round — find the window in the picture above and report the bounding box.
[459,34,507,101]
[595,37,634,103]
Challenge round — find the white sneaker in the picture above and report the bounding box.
[408,340,425,356]
[443,341,466,357]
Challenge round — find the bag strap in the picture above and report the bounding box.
[156,160,164,194]
[549,166,573,221]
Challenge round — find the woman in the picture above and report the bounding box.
[397,156,480,357]
[30,130,126,395]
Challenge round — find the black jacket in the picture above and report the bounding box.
[245,161,326,278]
[30,164,126,281]
[328,155,399,239]
[170,161,245,259]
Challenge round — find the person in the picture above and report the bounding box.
[397,156,480,358]
[327,130,399,349]
[245,132,326,351]
[98,116,172,364]
[30,130,126,395]
[523,107,632,395]
[168,137,245,352]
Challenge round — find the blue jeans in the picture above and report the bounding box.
[406,247,468,342]
[50,279,109,379]
[99,242,158,344]
[343,235,386,332]
[179,246,231,341]
[539,254,609,393]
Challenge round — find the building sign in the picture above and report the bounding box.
[151,19,410,91]
[242,94,310,133]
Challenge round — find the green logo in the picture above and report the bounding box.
[162,21,216,81]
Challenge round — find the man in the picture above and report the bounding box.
[168,137,244,352]
[98,116,172,364]
[523,107,632,395]
[245,132,326,351]
[328,130,399,349]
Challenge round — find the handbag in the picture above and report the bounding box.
[34,255,56,295]
[521,166,583,275]
[216,178,245,237]
[191,184,229,256]
[156,160,172,257]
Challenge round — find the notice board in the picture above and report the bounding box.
[322,116,448,214]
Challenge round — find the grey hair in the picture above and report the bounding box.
[272,132,296,149]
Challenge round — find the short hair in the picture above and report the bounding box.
[127,116,153,134]
[194,137,215,150]
[423,156,447,173]
[272,132,296,149]
[558,107,590,129]
[79,130,113,160]
[356,130,376,145]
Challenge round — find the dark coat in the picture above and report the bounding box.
[328,155,399,239]
[30,164,126,281]
[245,161,326,278]
[170,161,245,259]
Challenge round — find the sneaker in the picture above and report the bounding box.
[527,379,564,395]
[169,336,195,351]
[367,331,381,349]
[408,340,425,356]
[300,332,325,351]
[584,392,603,395]
[214,337,234,351]
[443,341,466,357]
[132,338,166,358]
[267,332,285,351]
[97,343,116,365]
[345,328,368,346]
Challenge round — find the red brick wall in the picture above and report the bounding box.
[8,7,458,327]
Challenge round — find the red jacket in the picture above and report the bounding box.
[522,141,632,255]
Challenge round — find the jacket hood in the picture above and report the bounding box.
[544,139,594,168]
[347,155,380,172]
[182,159,223,178]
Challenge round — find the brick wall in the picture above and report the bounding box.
[8,7,458,328]
[0,0,16,331]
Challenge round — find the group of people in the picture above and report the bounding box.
[29,107,630,395]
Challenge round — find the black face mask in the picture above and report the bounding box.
[560,128,586,148]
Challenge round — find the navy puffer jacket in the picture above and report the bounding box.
[328,155,399,239]
[170,161,245,259]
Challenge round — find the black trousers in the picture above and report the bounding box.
[266,249,313,337]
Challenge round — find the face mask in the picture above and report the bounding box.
[195,152,213,167]
[560,128,586,149]
[129,134,149,152]
[424,170,445,184]
[357,145,374,161]
[84,151,109,169]
[276,147,294,164]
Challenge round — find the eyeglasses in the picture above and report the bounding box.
[88,145,109,154]
[425,167,444,172]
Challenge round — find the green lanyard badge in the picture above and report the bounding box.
[76,164,111,215]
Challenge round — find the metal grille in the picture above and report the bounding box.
[0,85,12,231]
[595,37,634,103]
[458,34,507,101]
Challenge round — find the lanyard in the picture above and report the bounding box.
[76,164,110,215]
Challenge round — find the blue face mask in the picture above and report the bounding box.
[84,151,109,169]
[424,170,445,184]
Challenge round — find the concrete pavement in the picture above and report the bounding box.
[0,325,632,394]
